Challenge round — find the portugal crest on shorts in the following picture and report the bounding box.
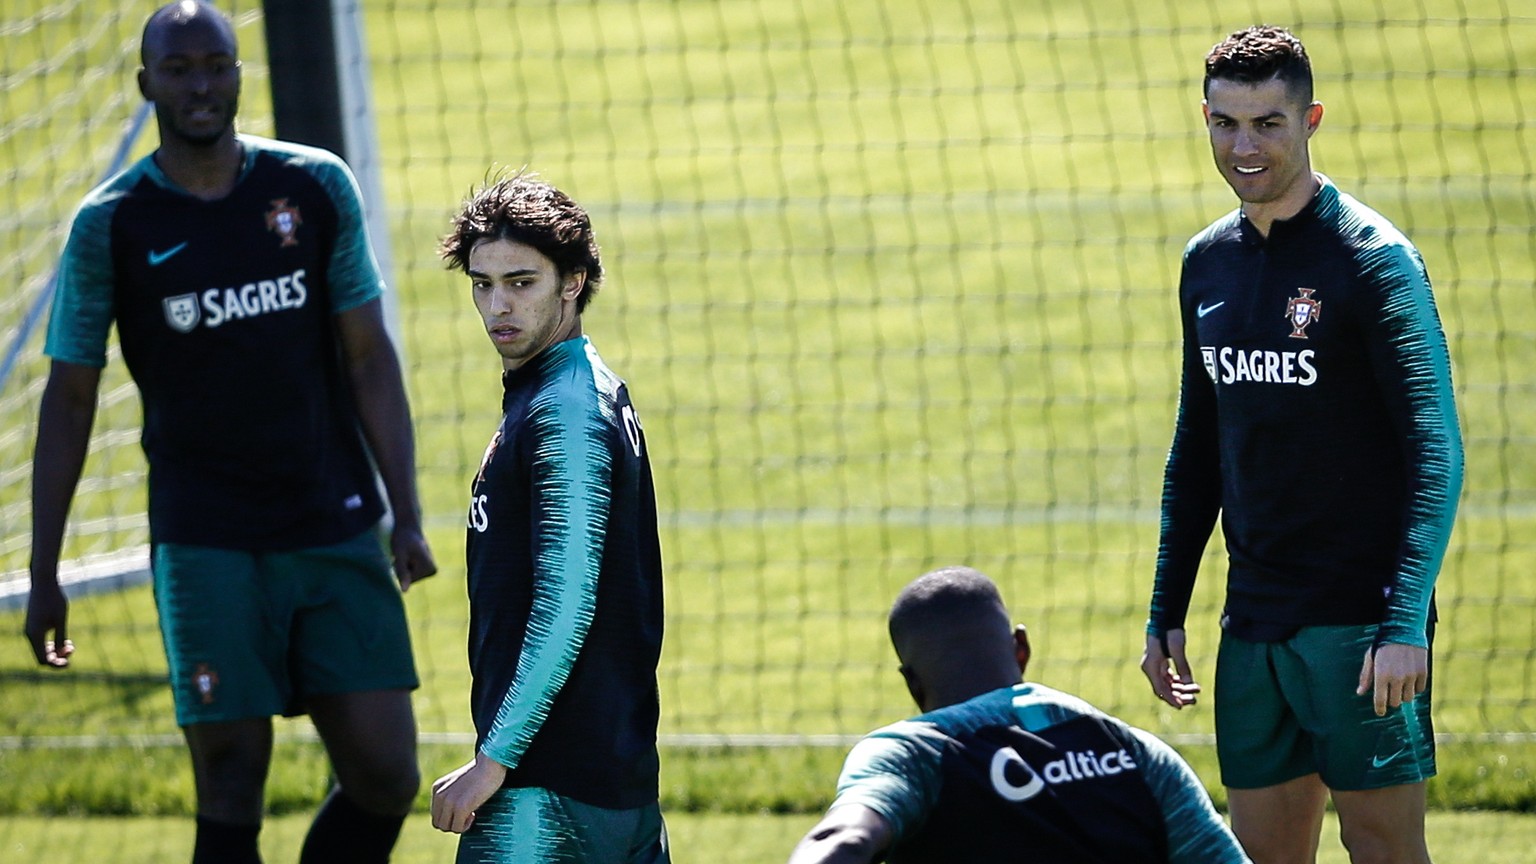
[163,293,200,333]
[265,198,302,247]
[1285,287,1321,339]
[193,663,220,704]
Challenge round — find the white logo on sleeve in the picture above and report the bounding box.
[620,404,643,458]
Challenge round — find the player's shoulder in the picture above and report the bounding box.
[1183,209,1243,260]
[535,337,627,400]
[74,152,159,218]
[239,134,359,200]
[241,134,348,172]
[1317,175,1419,257]
[1007,682,1119,732]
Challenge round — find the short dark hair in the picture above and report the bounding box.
[889,566,1010,652]
[1203,25,1313,106]
[440,171,604,312]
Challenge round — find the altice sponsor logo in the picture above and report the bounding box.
[989,746,1138,802]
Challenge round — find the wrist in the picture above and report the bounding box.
[476,750,509,778]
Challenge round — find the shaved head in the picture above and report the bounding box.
[141,1,237,67]
[888,566,1029,712]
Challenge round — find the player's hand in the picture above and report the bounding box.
[24,579,74,668]
[1356,642,1428,717]
[390,526,437,591]
[1141,629,1200,709]
[431,751,507,834]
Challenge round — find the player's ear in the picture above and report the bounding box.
[898,664,925,711]
[561,269,585,301]
[1013,624,1031,676]
[137,67,150,101]
[1305,101,1324,136]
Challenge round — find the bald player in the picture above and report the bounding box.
[27,3,433,861]
[789,567,1249,864]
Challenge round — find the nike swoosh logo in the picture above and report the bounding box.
[148,242,188,266]
[1196,301,1226,318]
[1371,747,1407,769]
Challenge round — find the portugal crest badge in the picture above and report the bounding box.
[1285,287,1321,339]
[265,198,302,247]
[163,293,200,333]
[474,429,503,487]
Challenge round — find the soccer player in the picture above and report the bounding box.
[430,173,669,863]
[790,566,1250,864]
[25,3,435,862]
[1139,25,1463,864]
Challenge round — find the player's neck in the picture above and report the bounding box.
[154,133,243,201]
[1241,171,1321,238]
[922,673,1018,712]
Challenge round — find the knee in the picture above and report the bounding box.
[188,734,271,820]
[339,759,420,815]
[1338,822,1428,864]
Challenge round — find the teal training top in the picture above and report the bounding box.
[832,683,1250,863]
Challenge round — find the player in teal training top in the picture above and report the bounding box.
[790,566,1249,864]
[27,3,435,863]
[1139,26,1462,864]
[430,173,669,864]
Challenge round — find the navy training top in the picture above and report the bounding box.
[464,336,664,810]
[45,135,386,550]
[1148,176,1463,646]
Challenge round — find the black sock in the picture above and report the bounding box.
[299,787,407,864]
[193,815,262,864]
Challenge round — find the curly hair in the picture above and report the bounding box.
[1203,25,1313,106]
[440,171,604,312]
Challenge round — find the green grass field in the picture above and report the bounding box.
[2,0,1534,859]
[3,810,1536,864]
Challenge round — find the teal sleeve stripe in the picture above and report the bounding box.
[278,138,384,313]
[482,352,613,768]
[831,722,945,845]
[1125,726,1249,863]
[1363,239,1463,646]
[44,175,138,368]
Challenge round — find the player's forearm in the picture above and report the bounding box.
[1148,481,1218,633]
[788,807,891,864]
[29,367,99,580]
[480,568,599,767]
[347,345,425,530]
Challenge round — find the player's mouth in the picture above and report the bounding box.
[1234,165,1266,175]
[184,105,222,123]
[489,325,520,344]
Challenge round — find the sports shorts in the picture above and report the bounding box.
[151,527,418,726]
[1214,623,1435,791]
[456,787,670,864]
